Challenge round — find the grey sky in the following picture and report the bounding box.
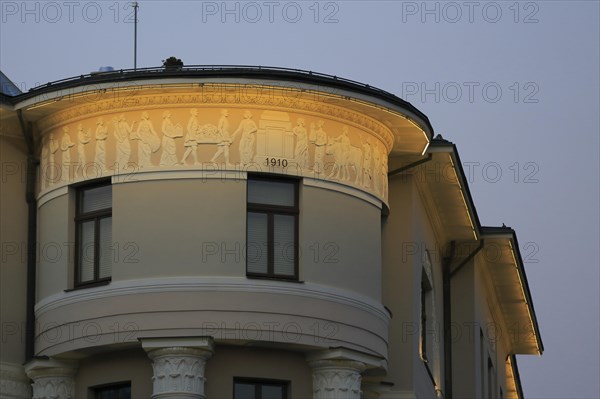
[1,1,598,397]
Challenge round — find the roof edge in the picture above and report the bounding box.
[481,225,544,354]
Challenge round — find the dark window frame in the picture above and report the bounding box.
[92,381,131,399]
[246,175,299,281]
[233,377,289,399]
[74,180,112,288]
[420,269,433,362]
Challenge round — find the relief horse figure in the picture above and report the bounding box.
[325,138,363,185]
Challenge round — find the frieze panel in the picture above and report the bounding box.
[38,106,390,203]
[36,86,394,150]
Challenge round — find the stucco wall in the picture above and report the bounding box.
[74,348,152,399]
[382,173,444,396]
[0,134,29,366]
[34,177,388,360]
[205,346,313,398]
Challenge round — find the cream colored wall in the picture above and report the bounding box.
[0,134,28,365]
[382,174,444,396]
[112,178,246,280]
[382,175,416,390]
[205,346,313,398]
[73,345,312,398]
[301,185,382,300]
[74,348,152,399]
[474,254,511,398]
[37,192,71,299]
[410,179,444,398]
[451,259,477,399]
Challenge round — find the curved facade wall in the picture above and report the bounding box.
[32,85,395,376]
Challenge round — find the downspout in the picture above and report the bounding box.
[387,153,433,178]
[442,241,456,399]
[443,239,484,398]
[449,239,484,279]
[17,109,37,362]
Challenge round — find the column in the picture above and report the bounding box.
[310,359,365,399]
[141,337,214,399]
[307,348,385,399]
[0,362,31,399]
[24,359,77,399]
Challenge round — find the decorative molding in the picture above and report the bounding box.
[141,339,214,399]
[309,359,365,399]
[36,89,394,149]
[37,185,68,207]
[24,359,77,399]
[0,362,31,399]
[35,277,391,327]
[303,177,383,209]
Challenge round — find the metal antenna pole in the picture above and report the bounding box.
[133,2,139,70]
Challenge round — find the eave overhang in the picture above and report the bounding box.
[6,66,433,156]
[480,226,544,356]
[406,137,482,242]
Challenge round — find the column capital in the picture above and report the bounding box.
[0,362,32,399]
[307,348,386,399]
[140,337,214,399]
[24,358,78,399]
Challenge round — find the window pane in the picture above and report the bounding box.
[273,214,295,276]
[234,383,256,399]
[82,184,112,213]
[95,385,131,399]
[262,385,284,399]
[98,217,112,279]
[248,180,294,207]
[247,212,268,274]
[79,220,95,282]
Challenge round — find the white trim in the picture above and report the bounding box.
[307,348,386,369]
[37,168,386,207]
[37,185,68,207]
[111,168,247,184]
[303,178,383,209]
[35,276,390,324]
[140,337,214,351]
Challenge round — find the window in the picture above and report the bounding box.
[234,378,288,399]
[75,181,112,286]
[93,382,130,399]
[246,176,298,280]
[420,266,433,362]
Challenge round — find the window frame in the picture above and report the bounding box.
[246,175,299,281]
[74,180,112,288]
[233,377,289,399]
[92,381,131,399]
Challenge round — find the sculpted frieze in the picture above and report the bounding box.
[38,106,391,203]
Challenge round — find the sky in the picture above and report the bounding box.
[1,0,599,397]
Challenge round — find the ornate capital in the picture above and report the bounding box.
[24,359,77,399]
[309,359,365,399]
[141,338,214,399]
[0,362,32,399]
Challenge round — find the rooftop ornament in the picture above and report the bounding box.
[162,56,184,71]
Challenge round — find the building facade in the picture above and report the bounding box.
[0,67,542,399]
